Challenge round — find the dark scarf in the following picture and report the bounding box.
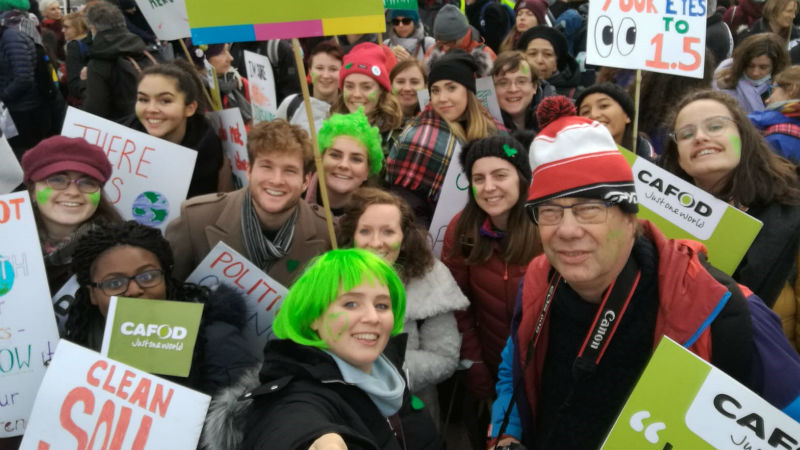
[218,71,253,122]
[240,190,298,272]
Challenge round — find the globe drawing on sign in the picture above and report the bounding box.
[132,191,169,227]
[0,256,15,297]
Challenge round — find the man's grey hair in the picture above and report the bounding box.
[85,1,126,32]
[39,0,60,15]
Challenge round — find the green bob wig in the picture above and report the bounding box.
[273,248,405,349]
[317,108,384,176]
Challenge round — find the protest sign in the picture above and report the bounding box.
[384,0,416,9]
[0,101,17,139]
[428,142,466,257]
[0,136,22,194]
[101,297,204,377]
[620,148,761,274]
[476,77,503,124]
[0,191,60,438]
[207,109,249,189]
[134,0,190,41]
[186,0,385,44]
[586,0,707,78]
[203,60,223,111]
[417,89,430,110]
[244,51,278,123]
[186,242,287,357]
[601,337,800,449]
[52,275,79,336]
[61,107,198,231]
[20,340,210,450]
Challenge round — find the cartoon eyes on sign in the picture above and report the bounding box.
[594,15,637,58]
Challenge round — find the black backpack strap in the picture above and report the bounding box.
[286,94,304,120]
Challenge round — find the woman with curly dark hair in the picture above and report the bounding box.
[663,89,800,349]
[64,220,259,394]
[338,187,468,426]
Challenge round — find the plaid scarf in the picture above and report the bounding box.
[240,190,297,272]
[386,104,457,203]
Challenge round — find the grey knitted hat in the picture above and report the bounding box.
[433,4,469,42]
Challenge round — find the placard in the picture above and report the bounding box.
[206,108,249,189]
[0,135,22,194]
[52,275,79,336]
[101,297,204,377]
[620,148,762,274]
[428,142,466,257]
[476,76,503,124]
[0,191,60,438]
[187,0,386,44]
[134,0,191,41]
[586,0,707,78]
[384,0,417,9]
[20,340,210,450]
[601,337,800,449]
[186,242,286,358]
[243,51,277,123]
[61,107,198,231]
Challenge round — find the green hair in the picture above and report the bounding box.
[317,108,384,176]
[273,248,405,349]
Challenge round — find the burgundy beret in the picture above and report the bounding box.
[21,136,112,186]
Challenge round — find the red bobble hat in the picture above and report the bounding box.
[21,136,112,186]
[339,42,392,92]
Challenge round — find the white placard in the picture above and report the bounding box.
[0,135,22,194]
[476,77,503,124]
[244,50,278,123]
[19,340,210,450]
[61,107,198,231]
[0,191,60,438]
[134,0,191,41]
[185,242,286,358]
[586,0,707,78]
[417,89,430,110]
[428,142,467,257]
[206,108,249,189]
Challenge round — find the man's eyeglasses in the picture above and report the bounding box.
[527,200,612,226]
[494,77,533,90]
[391,17,413,26]
[44,174,102,193]
[88,269,165,296]
[670,116,736,143]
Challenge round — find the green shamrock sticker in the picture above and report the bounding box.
[345,62,353,69]
[503,144,518,157]
[286,259,300,272]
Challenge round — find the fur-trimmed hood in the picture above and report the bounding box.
[404,259,469,321]
[201,366,259,450]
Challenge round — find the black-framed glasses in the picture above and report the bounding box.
[526,200,612,226]
[670,116,736,143]
[391,17,413,25]
[44,174,102,193]
[88,269,165,296]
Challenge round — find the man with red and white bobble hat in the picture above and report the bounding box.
[489,96,800,450]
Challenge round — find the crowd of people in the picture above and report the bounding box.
[2,0,800,449]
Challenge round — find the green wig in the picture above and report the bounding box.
[273,248,405,349]
[317,108,384,176]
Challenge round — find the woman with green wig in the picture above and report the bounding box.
[239,248,442,450]
[305,108,384,216]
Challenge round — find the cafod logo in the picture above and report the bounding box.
[629,410,673,449]
[120,322,188,340]
[637,170,712,217]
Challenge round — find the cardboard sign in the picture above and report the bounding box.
[206,109,249,189]
[101,297,204,377]
[0,135,22,194]
[0,191,60,438]
[186,242,286,358]
[187,0,386,44]
[586,0,707,78]
[476,77,503,124]
[52,275,79,336]
[134,0,191,41]
[203,60,223,112]
[244,51,278,123]
[601,337,800,449]
[428,142,466,257]
[20,340,210,450]
[61,107,198,231]
[384,0,417,9]
[620,148,762,274]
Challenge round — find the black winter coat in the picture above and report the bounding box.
[242,336,442,450]
[0,10,40,112]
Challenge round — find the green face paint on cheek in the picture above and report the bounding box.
[606,229,624,244]
[325,311,349,343]
[472,185,478,198]
[390,241,402,251]
[88,191,101,206]
[37,187,53,205]
[392,87,399,96]
[729,134,741,157]
[342,91,349,103]
[368,91,378,103]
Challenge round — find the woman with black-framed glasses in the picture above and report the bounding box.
[662,89,800,350]
[20,136,123,296]
[383,9,435,62]
[64,220,259,394]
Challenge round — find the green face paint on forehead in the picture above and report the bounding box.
[519,62,531,75]
[36,187,53,205]
[88,191,101,207]
[729,134,741,157]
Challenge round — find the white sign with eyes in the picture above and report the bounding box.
[586,0,707,79]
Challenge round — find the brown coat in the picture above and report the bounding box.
[165,188,332,286]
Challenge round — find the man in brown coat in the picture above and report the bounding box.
[166,120,331,286]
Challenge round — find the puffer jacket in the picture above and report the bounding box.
[0,10,40,112]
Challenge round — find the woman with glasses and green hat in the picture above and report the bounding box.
[662,89,800,349]
[21,135,123,293]
[64,220,259,394]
